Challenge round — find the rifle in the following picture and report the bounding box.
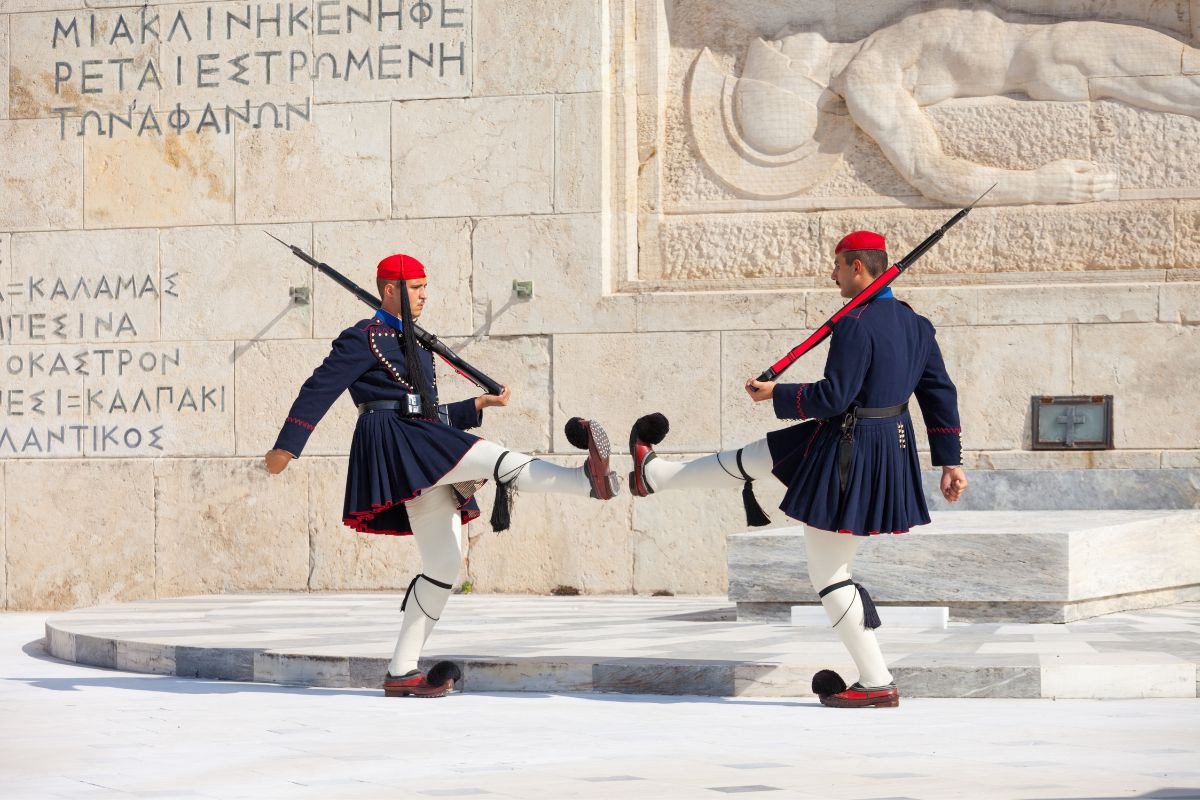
[267,233,504,396]
[756,185,994,382]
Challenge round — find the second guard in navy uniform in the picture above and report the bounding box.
[628,230,968,708]
[265,253,620,698]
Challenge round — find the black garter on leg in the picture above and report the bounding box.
[401,573,454,620]
[819,579,882,630]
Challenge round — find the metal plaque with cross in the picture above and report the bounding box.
[1030,396,1114,450]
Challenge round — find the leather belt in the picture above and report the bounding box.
[853,401,909,419]
[358,396,423,417]
[838,400,910,493]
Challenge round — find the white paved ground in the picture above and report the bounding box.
[3,612,1198,800]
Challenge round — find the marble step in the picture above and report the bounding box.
[728,510,1200,623]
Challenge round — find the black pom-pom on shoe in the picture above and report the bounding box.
[812,669,847,697]
[426,660,463,689]
[564,417,590,450]
[632,413,670,445]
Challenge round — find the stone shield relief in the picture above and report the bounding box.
[634,1,1200,284]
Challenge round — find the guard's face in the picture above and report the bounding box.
[831,253,857,298]
[406,279,428,318]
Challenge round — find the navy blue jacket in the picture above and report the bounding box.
[771,295,962,466]
[275,318,481,457]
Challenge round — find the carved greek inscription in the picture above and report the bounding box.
[1,275,230,455]
[44,1,472,138]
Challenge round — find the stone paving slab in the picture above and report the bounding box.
[43,595,1200,699]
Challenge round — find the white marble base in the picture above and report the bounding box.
[790,605,949,628]
[729,511,1200,623]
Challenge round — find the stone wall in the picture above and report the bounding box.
[2,0,1197,609]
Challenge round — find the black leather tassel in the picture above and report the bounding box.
[735,448,771,527]
[741,480,771,527]
[857,583,882,629]
[490,451,514,532]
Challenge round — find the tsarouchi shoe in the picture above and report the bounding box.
[382,661,461,698]
[628,413,669,497]
[567,418,620,499]
[818,682,900,708]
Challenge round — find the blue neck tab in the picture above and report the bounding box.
[374,308,403,331]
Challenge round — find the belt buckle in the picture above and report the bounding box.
[404,393,421,415]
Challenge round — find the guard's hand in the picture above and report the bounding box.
[941,466,968,502]
[476,385,511,411]
[745,378,775,402]
[265,449,294,475]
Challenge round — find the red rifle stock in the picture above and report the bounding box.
[756,186,993,383]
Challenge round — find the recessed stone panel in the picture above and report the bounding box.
[993,203,1173,271]
[465,457,635,593]
[84,130,235,228]
[1074,323,1200,449]
[391,96,554,218]
[657,213,824,282]
[312,218,473,340]
[160,224,312,341]
[9,9,158,119]
[0,119,83,231]
[440,335,552,456]
[1178,202,1200,268]
[937,324,1073,451]
[311,0,471,103]
[473,214,635,335]
[1092,100,1166,190]
[1164,114,1200,190]
[306,456,422,591]
[555,92,602,214]
[154,457,310,595]
[234,339,357,458]
[237,102,391,224]
[6,459,154,610]
[81,342,236,458]
[552,332,722,453]
[9,229,162,344]
[819,207,999,275]
[474,0,600,95]
[929,98,1092,173]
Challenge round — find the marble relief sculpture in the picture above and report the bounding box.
[689,3,1200,206]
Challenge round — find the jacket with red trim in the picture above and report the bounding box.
[770,296,962,466]
[273,319,481,457]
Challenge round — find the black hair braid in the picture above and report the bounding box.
[399,281,439,420]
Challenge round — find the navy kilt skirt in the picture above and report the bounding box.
[342,413,482,536]
[766,411,930,536]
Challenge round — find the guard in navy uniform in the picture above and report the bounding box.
[266,253,620,698]
[628,230,968,708]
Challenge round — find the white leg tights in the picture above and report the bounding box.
[389,439,596,676]
[641,438,773,491]
[388,486,464,676]
[804,526,893,688]
[440,439,592,496]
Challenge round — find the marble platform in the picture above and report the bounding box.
[728,511,1200,623]
[41,594,1200,699]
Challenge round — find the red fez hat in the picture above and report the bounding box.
[376,253,427,281]
[835,230,886,254]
